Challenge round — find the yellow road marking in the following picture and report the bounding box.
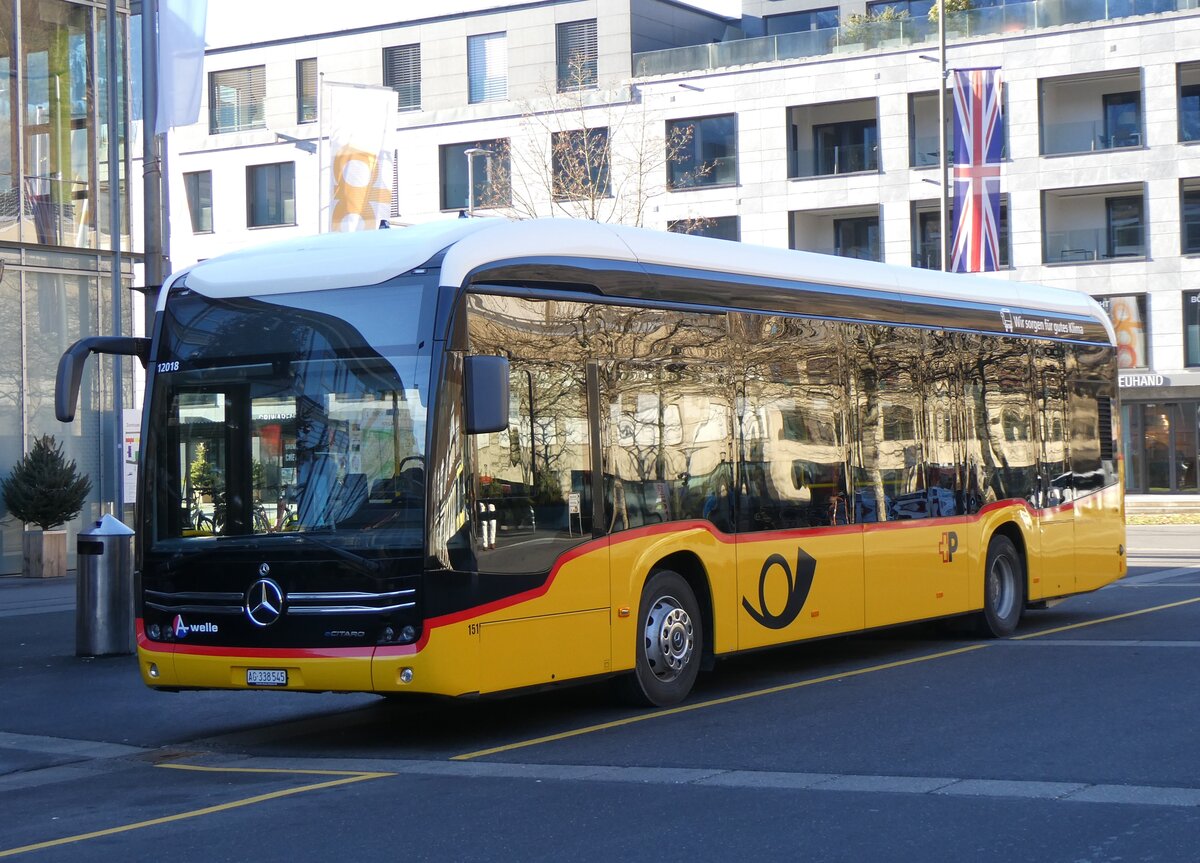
[1012,596,1200,640]
[0,765,392,859]
[158,763,379,777]
[455,594,1200,761]
[452,644,989,760]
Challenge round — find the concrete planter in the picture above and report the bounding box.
[22,528,67,579]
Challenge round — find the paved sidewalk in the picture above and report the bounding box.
[0,574,75,619]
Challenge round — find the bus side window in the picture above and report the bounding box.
[735,314,849,531]
[465,294,595,574]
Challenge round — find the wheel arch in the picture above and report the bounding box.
[650,550,715,668]
[987,520,1029,595]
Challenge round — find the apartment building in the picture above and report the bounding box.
[169,0,1200,498]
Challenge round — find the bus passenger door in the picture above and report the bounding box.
[463,295,609,693]
[733,314,864,650]
[1035,353,1074,599]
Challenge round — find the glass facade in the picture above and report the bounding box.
[0,2,135,575]
[1123,403,1199,494]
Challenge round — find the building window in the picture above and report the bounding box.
[866,0,934,16]
[668,216,739,241]
[908,91,949,168]
[556,20,597,91]
[1102,91,1141,148]
[1183,181,1200,254]
[209,66,266,134]
[1186,293,1200,367]
[765,8,838,34]
[383,44,421,111]
[667,115,737,189]
[184,171,213,233]
[814,119,878,175]
[1094,294,1148,369]
[834,215,880,261]
[246,162,295,227]
[1107,195,1145,258]
[296,58,317,124]
[912,198,1009,270]
[439,140,510,210]
[552,128,609,199]
[468,32,507,104]
[1179,62,1200,142]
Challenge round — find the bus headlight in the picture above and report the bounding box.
[400,625,417,643]
[399,668,414,684]
[148,623,161,640]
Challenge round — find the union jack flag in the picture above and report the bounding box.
[950,67,1004,273]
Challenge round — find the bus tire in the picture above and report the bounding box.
[620,570,702,708]
[976,535,1024,638]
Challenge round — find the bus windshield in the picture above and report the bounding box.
[143,275,436,552]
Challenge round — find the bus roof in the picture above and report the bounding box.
[176,217,1115,343]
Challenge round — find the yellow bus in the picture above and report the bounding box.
[57,218,1124,707]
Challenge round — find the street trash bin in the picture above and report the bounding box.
[76,514,136,657]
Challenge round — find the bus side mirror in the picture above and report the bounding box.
[463,355,510,434]
[56,336,151,422]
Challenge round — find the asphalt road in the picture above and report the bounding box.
[1,525,1198,862]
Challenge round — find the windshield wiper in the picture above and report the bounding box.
[282,531,384,577]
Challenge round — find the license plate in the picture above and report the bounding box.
[246,668,287,687]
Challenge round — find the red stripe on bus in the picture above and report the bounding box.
[156,490,1106,661]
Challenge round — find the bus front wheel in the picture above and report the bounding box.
[621,570,702,708]
[976,535,1024,638]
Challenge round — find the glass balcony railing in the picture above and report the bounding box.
[791,144,880,178]
[632,0,1200,78]
[1042,120,1143,154]
[799,245,883,261]
[1044,225,1145,262]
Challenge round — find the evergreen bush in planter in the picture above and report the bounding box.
[1,435,92,578]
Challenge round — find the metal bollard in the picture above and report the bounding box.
[75,514,136,656]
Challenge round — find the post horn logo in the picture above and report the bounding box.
[742,548,816,630]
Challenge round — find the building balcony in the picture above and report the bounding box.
[632,0,1200,78]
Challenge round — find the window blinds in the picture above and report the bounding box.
[556,19,597,91]
[209,66,266,133]
[468,32,507,104]
[296,58,317,123]
[383,44,421,110]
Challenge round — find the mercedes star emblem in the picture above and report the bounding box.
[259,562,271,577]
[245,578,284,627]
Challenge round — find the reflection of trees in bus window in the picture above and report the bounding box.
[851,325,927,522]
[466,294,594,573]
[734,313,850,531]
[965,336,1038,502]
[591,305,730,534]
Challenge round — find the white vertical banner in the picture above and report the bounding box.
[123,408,141,504]
[321,82,395,232]
[156,0,208,134]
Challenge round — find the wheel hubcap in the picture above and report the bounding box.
[989,555,1016,621]
[643,595,694,683]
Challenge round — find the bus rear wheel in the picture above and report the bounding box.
[976,535,1024,637]
[621,570,702,708]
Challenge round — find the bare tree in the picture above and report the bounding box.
[476,57,714,228]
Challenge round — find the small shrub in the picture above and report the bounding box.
[1,435,92,531]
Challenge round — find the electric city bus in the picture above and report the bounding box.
[56,218,1125,707]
